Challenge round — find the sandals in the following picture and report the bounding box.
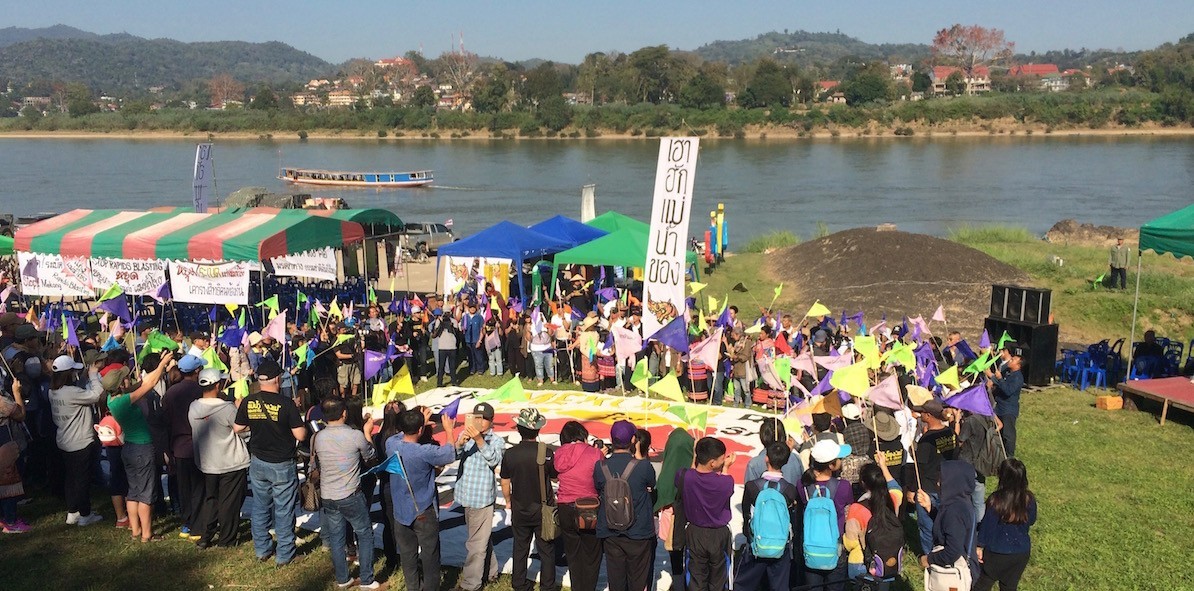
[139,534,165,543]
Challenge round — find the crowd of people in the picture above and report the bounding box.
[0,268,1040,591]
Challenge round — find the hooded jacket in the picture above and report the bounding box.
[553,440,603,504]
[928,460,978,574]
[188,397,250,475]
[654,428,695,511]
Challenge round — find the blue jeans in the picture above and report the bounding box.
[321,491,376,585]
[973,480,987,523]
[249,457,299,564]
[531,350,554,382]
[487,347,504,375]
[916,491,940,556]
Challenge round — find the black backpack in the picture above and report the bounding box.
[967,417,1007,478]
[864,505,905,579]
[600,459,638,531]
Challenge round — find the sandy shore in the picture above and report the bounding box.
[2,125,1192,141]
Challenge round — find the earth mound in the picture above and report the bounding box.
[1045,219,1137,247]
[768,228,1031,338]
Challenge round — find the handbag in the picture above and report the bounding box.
[300,433,321,512]
[924,511,976,591]
[537,442,560,541]
[661,468,688,551]
[575,496,600,530]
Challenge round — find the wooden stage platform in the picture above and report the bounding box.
[1118,376,1194,426]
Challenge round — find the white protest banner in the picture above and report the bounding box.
[169,260,251,305]
[193,143,214,213]
[642,137,699,338]
[270,247,338,281]
[89,258,167,295]
[17,252,93,297]
[440,256,510,297]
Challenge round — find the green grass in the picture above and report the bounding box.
[946,224,1040,245]
[741,230,800,253]
[4,386,1191,590]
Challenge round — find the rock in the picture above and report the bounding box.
[1045,219,1139,247]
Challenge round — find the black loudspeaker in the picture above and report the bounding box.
[990,284,1052,325]
[984,317,1059,386]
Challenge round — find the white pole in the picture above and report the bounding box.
[1125,250,1143,382]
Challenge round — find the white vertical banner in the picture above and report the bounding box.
[193,143,213,213]
[642,137,699,338]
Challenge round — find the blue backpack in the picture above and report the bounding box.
[750,480,792,559]
[802,478,842,570]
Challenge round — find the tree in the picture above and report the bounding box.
[250,86,279,110]
[678,72,725,109]
[911,71,932,93]
[522,62,564,105]
[944,71,967,96]
[65,83,99,117]
[739,59,790,108]
[841,65,895,105]
[932,24,1014,94]
[410,85,436,108]
[536,95,573,131]
[431,50,479,95]
[208,73,245,108]
[472,70,510,113]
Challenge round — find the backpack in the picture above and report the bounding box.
[600,458,638,531]
[864,503,905,579]
[967,418,1007,478]
[750,480,792,559]
[803,478,842,571]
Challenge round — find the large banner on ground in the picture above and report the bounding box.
[89,258,167,295]
[440,256,510,297]
[17,252,93,297]
[643,137,699,338]
[270,247,337,281]
[169,260,251,304]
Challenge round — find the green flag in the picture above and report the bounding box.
[649,372,685,403]
[774,356,792,388]
[136,330,179,362]
[964,351,993,375]
[201,346,228,372]
[476,377,529,402]
[630,358,651,393]
[292,343,311,368]
[256,295,280,314]
[309,306,319,328]
[98,283,124,302]
[237,308,246,328]
[296,291,308,307]
[995,331,1014,352]
[368,286,378,305]
[334,334,353,347]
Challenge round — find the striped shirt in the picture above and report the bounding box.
[454,430,506,508]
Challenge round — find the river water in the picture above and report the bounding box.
[2,136,1190,240]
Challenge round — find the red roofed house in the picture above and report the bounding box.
[1007,63,1060,77]
[930,66,991,95]
[816,81,846,103]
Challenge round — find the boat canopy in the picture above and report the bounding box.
[14,209,365,262]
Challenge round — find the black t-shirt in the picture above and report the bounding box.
[915,427,957,494]
[235,390,304,463]
[500,440,557,525]
[161,379,202,459]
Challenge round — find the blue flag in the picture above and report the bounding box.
[208,305,218,323]
[643,315,690,354]
[366,452,408,477]
[441,396,463,420]
[955,339,978,362]
[808,370,834,397]
[218,326,246,349]
[101,335,122,352]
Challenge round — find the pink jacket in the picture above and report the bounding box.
[553,441,603,503]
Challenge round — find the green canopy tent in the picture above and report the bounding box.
[586,211,649,234]
[1127,204,1194,376]
[0,235,12,256]
[551,223,701,295]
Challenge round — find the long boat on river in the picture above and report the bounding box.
[278,167,434,188]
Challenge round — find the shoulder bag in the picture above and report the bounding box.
[924,510,976,591]
[300,432,321,512]
[537,442,560,541]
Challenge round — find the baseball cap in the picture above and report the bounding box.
[840,403,862,421]
[51,355,84,373]
[813,329,828,344]
[256,358,283,380]
[177,354,207,373]
[472,402,495,421]
[810,439,852,464]
[610,420,636,446]
[912,398,946,419]
[197,368,228,387]
[13,323,44,342]
[515,407,546,430]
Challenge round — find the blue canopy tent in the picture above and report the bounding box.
[436,220,572,301]
[528,215,608,248]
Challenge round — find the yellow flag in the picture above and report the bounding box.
[829,360,870,398]
[231,378,249,400]
[810,393,843,417]
[649,372,685,403]
[744,323,763,335]
[391,363,415,396]
[224,303,239,315]
[201,347,228,372]
[806,301,832,318]
[329,297,344,319]
[854,335,880,369]
[782,418,805,438]
[371,383,391,407]
[707,295,719,312]
[936,365,960,391]
[688,282,707,295]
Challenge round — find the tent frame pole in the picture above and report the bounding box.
[1125,250,1143,385]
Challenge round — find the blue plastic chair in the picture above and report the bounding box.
[1080,355,1108,390]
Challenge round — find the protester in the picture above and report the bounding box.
[48,353,105,527]
[452,402,505,591]
[431,311,462,387]
[917,460,979,585]
[234,358,307,566]
[654,427,695,590]
[844,453,904,585]
[554,420,604,591]
[188,368,248,547]
[799,439,856,591]
[974,459,1037,591]
[908,398,958,559]
[314,397,380,590]
[387,408,456,591]
[161,353,207,540]
[104,349,174,542]
[734,442,800,591]
[679,437,736,591]
[500,408,559,591]
[985,347,1023,457]
[595,420,657,591]
[0,377,29,533]
[744,418,804,485]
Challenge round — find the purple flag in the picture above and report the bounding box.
[441,396,463,420]
[510,298,524,314]
[364,349,387,380]
[808,370,834,397]
[386,341,398,361]
[848,311,865,327]
[571,306,586,321]
[644,315,690,354]
[596,287,618,303]
[839,309,848,327]
[21,257,38,279]
[65,316,80,347]
[914,342,936,366]
[955,339,978,361]
[792,332,804,353]
[150,282,171,303]
[944,383,995,417]
[715,306,733,330]
[95,296,132,323]
[388,298,400,314]
[218,326,245,349]
[208,305,218,323]
[978,329,991,349]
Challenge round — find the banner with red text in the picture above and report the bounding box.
[168,260,251,304]
[90,258,168,295]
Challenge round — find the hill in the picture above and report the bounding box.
[0,32,333,92]
[0,24,99,48]
[693,29,931,67]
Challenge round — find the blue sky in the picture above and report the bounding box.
[8,0,1192,63]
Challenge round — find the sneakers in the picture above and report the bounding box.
[115,517,130,529]
[76,514,104,527]
[2,520,31,534]
[335,580,357,589]
[358,582,382,590]
[66,511,80,525]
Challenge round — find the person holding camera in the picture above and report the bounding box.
[451,402,505,591]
